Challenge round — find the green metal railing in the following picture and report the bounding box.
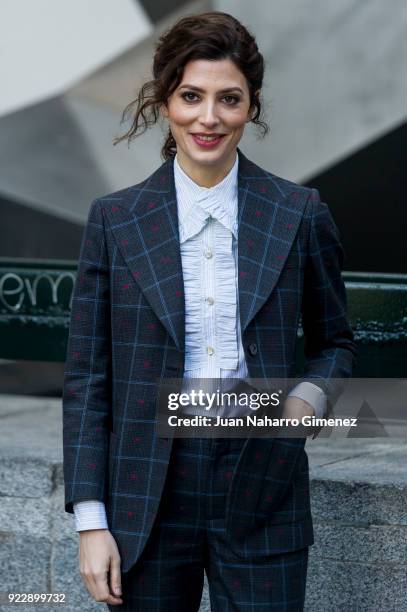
[0,258,75,362]
[0,258,406,376]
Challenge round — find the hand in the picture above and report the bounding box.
[281,396,315,436]
[79,529,123,606]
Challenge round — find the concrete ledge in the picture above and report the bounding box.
[0,395,406,611]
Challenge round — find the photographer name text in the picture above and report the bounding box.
[167,415,358,428]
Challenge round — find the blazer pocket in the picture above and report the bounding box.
[255,439,305,524]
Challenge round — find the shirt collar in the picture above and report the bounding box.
[174,152,239,243]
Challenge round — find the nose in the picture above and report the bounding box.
[199,100,220,128]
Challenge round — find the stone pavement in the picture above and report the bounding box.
[0,395,406,611]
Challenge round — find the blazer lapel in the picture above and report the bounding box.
[103,147,304,353]
[236,148,305,333]
[103,157,186,352]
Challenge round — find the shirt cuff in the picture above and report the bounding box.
[287,382,327,419]
[73,500,109,532]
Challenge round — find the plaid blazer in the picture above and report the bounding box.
[63,147,356,573]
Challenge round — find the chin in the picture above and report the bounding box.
[189,147,232,163]
[181,150,216,163]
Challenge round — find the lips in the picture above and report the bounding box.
[190,133,226,148]
[192,133,225,138]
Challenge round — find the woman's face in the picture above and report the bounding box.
[161,58,256,174]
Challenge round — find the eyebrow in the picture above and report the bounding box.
[178,84,244,95]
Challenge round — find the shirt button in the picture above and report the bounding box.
[248,343,258,356]
[207,346,215,356]
[203,247,213,259]
[206,297,215,305]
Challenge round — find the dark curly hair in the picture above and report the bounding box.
[113,11,269,160]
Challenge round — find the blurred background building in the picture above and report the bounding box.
[0,0,406,394]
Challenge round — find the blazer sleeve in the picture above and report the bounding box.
[299,188,357,411]
[63,198,112,514]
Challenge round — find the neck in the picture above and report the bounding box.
[176,150,238,187]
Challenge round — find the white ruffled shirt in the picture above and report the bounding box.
[72,152,326,531]
[177,151,242,374]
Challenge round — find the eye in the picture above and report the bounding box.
[181,91,200,102]
[223,95,240,105]
[180,91,241,105]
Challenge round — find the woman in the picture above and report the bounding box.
[63,11,356,611]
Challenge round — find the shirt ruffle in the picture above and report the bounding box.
[174,152,247,381]
[182,190,239,372]
[181,234,205,371]
[212,218,239,370]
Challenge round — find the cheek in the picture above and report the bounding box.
[167,104,196,126]
[221,109,249,130]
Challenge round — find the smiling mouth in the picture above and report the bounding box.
[192,133,226,141]
[190,133,227,147]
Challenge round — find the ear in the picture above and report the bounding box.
[247,89,261,122]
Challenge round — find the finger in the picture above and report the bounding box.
[93,569,114,602]
[81,571,99,602]
[105,593,124,606]
[93,572,123,606]
[109,556,122,598]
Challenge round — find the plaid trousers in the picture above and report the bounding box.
[107,436,309,611]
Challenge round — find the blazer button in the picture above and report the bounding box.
[248,343,258,356]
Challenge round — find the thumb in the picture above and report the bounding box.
[109,556,122,596]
